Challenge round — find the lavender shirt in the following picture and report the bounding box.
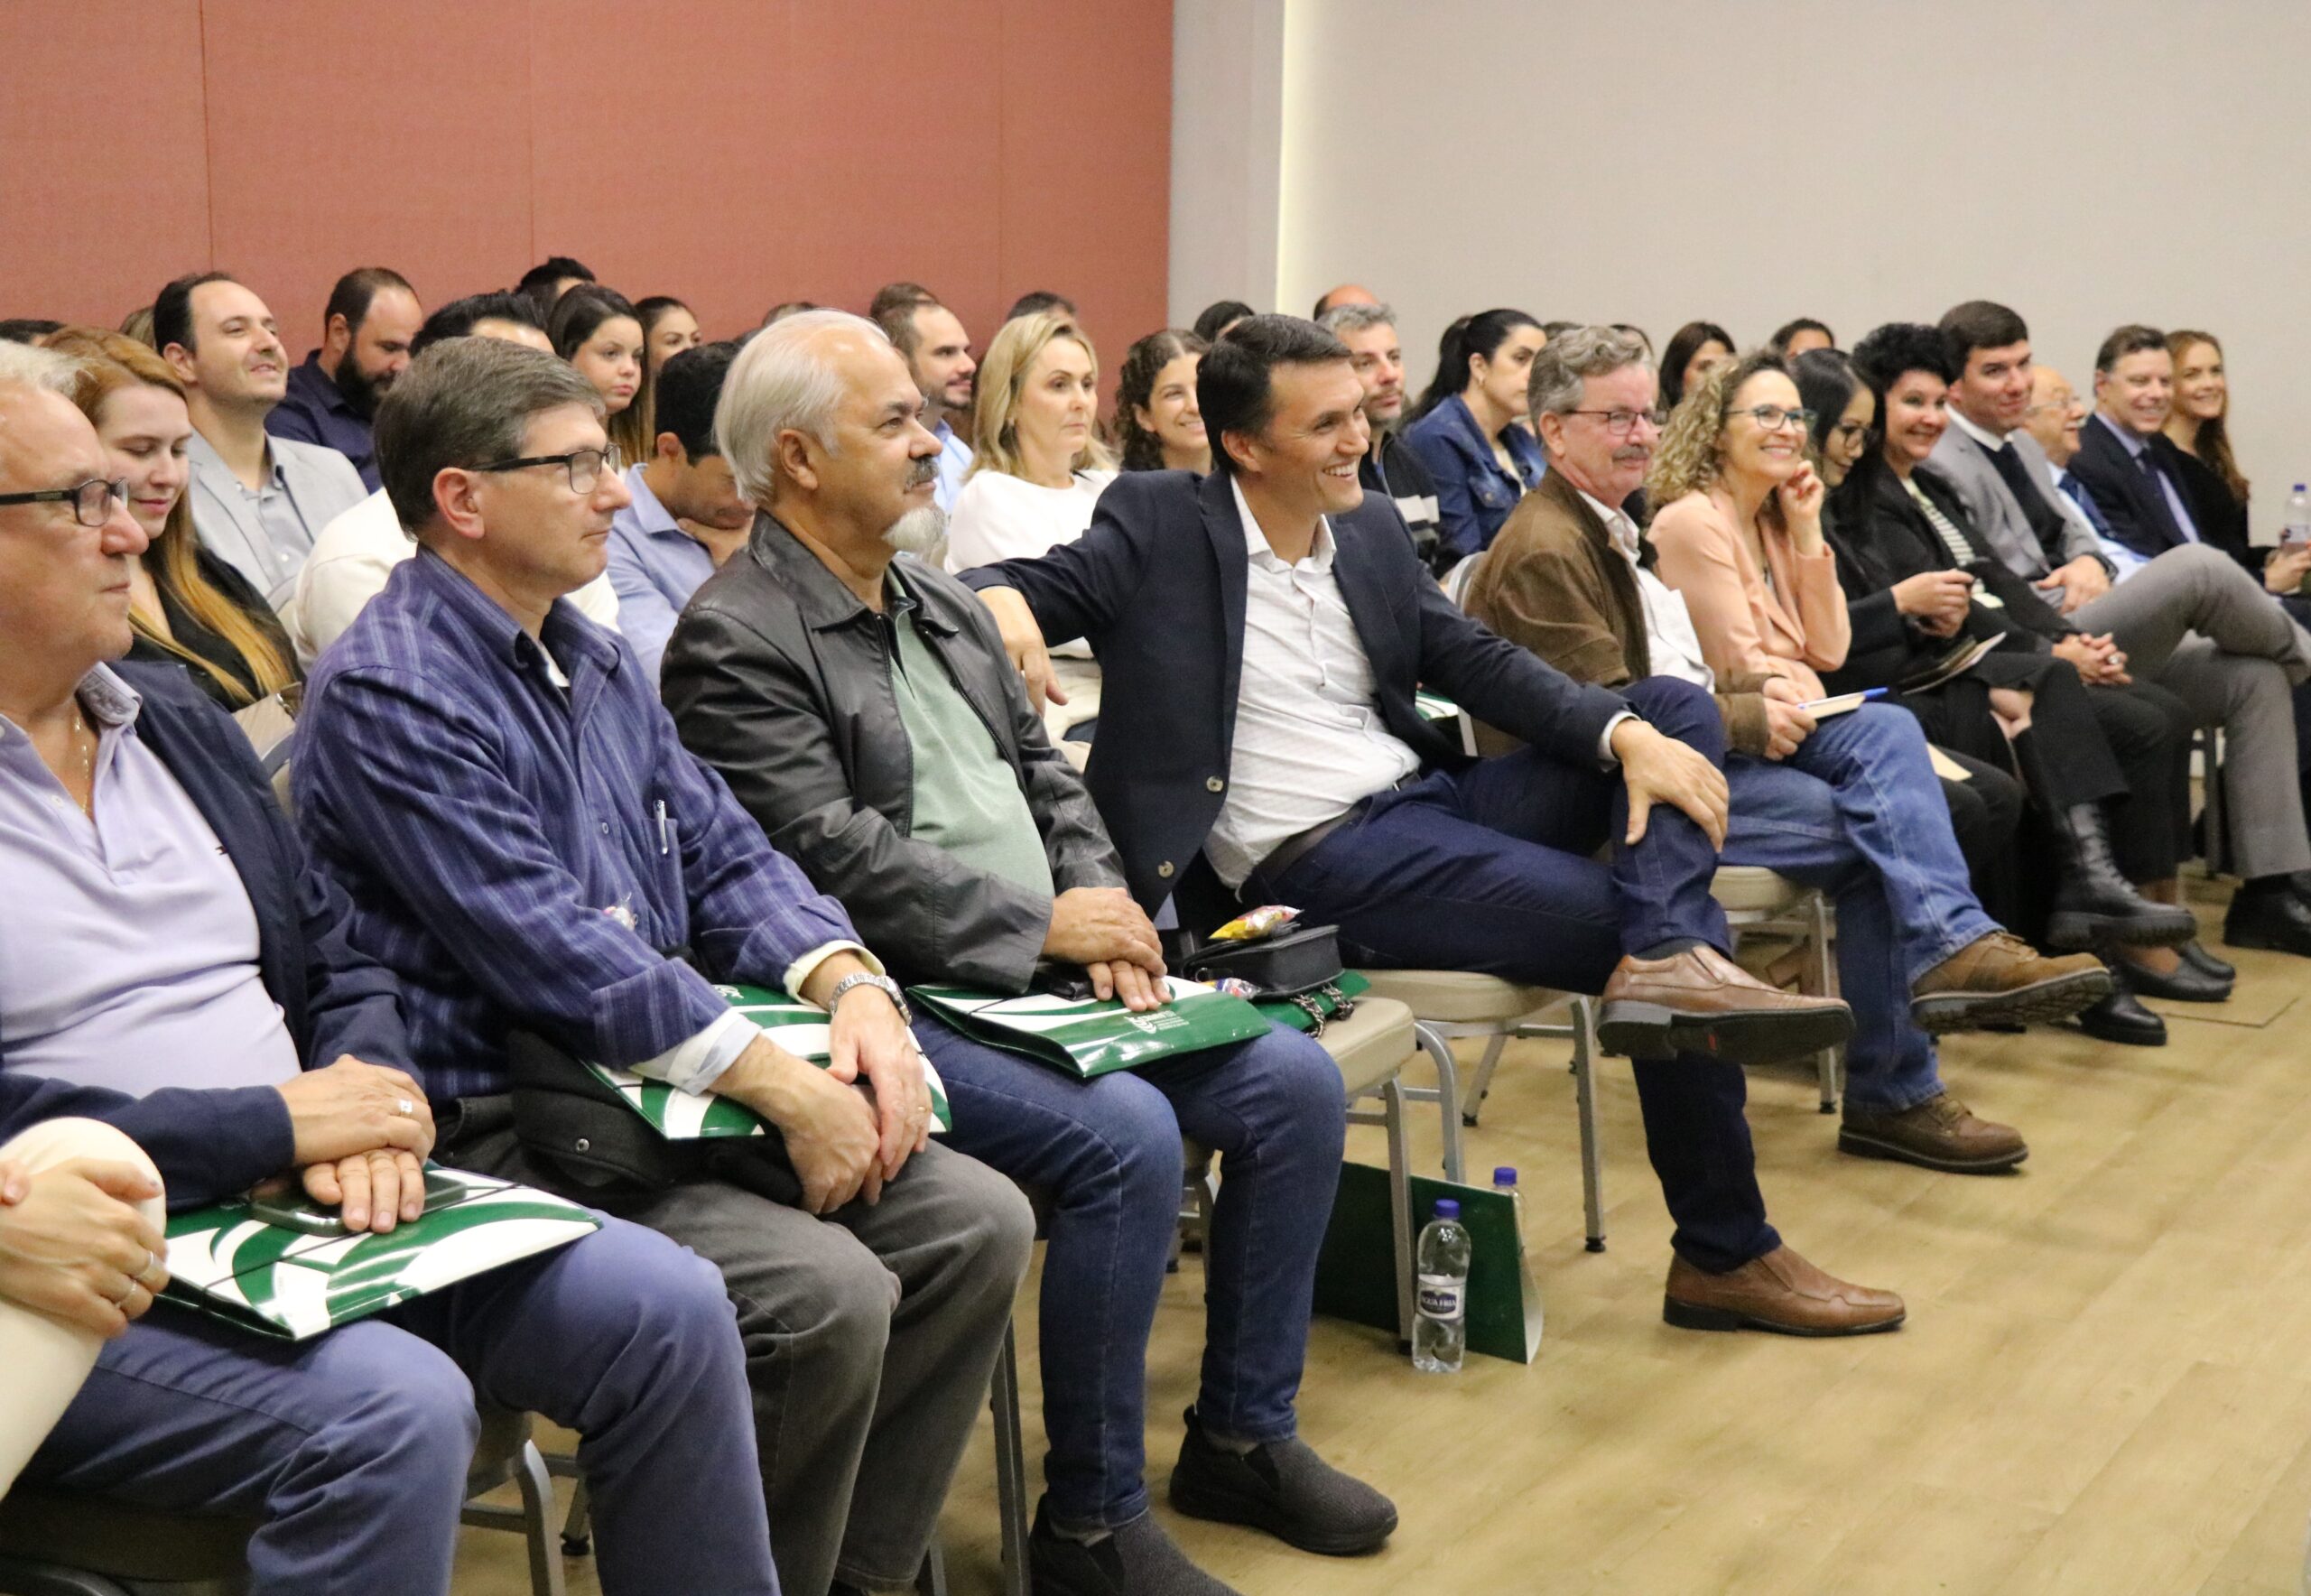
[0,667,302,1096]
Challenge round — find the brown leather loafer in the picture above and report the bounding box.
[1910,932,2111,1033]
[1663,1245,1905,1337]
[1598,946,1853,1065]
[1838,1092,2028,1174]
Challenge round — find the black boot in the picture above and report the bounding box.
[2073,965,2167,1046]
[2225,877,2311,957]
[2179,941,2237,981]
[2044,804,2195,951]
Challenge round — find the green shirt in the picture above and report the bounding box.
[886,576,1057,901]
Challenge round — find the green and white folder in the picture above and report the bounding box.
[908,979,1272,1079]
[581,984,951,1138]
[161,1169,600,1341]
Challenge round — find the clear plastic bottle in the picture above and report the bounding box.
[1493,1166,1526,1258]
[1412,1197,1471,1373]
[2284,485,2311,549]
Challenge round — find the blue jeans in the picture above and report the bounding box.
[1258,676,1779,1275]
[25,1218,776,1596]
[915,1012,1345,1530]
[1722,703,1999,1115]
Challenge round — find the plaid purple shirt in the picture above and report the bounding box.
[294,549,860,1101]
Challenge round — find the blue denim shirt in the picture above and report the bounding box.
[1402,394,1545,561]
[607,465,718,682]
[266,352,380,491]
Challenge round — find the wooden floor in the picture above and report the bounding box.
[459,878,2311,1595]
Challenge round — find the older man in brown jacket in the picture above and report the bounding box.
[1468,327,2108,1177]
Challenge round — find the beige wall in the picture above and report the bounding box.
[1272,0,2310,541]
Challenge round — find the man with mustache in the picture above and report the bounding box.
[290,337,1035,1596]
[156,272,367,614]
[1465,327,2108,1178]
[267,267,422,493]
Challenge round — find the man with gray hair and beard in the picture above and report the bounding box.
[665,309,1396,1596]
[291,334,1035,1596]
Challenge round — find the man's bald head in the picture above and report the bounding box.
[1312,283,1378,320]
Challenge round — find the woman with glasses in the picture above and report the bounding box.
[43,328,298,710]
[549,285,649,469]
[1402,308,1548,564]
[1647,350,1849,698]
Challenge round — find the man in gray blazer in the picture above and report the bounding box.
[156,273,368,617]
[1927,301,2311,954]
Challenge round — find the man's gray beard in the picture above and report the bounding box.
[883,504,946,555]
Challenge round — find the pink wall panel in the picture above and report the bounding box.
[197,0,538,352]
[0,0,1169,384]
[0,1,212,325]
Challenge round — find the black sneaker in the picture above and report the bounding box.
[1166,1406,1397,1556]
[1028,1499,1239,1596]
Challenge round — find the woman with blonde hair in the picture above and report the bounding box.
[944,311,1116,736]
[2160,329,2285,585]
[44,327,299,710]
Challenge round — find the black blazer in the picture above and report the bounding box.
[2070,414,2197,562]
[960,469,1627,911]
[2167,445,2260,577]
[0,661,412,1208]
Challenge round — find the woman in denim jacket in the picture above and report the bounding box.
[1403,308,1548,563]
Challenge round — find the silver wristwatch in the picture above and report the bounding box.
[827,971,911,1025]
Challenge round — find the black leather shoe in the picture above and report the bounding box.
[2073,974,2167,1046]
[2111,953,2232,1003]
[1169,1407,1397,1556]
[2225,888,2311,958]
[2178,941,2236,982]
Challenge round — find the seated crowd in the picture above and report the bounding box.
[1,259,2306,1596]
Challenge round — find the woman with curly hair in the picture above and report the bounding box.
[1112,328,1209,474]
[1646,349,1848,698]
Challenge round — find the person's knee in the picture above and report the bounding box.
[305,1332,480,1488]
[573,1223,738,1368]
[1250,1029,1350,1161]
[1625,676,1727,760]
[935,1152,1039,1285]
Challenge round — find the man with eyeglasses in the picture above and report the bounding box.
[1319,302,1448,575]
[1469,325,2106,1183]
[1930,304,2311,958]
[0,339,782,1595]
[291,337,1035,1596]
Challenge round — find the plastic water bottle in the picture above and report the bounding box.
[1493,1167,1526,1257]
[2285,486,2311,550]
[1412,1198,1471,1373]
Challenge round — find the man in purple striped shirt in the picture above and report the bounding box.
[294,337,1033,1596]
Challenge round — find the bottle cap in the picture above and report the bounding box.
[1493,1165,1517,1186]
[1432,1198,1461,1220]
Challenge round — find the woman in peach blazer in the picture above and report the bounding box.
[1645,350,1850,701]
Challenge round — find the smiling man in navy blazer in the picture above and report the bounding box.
[962,314,1904,1339]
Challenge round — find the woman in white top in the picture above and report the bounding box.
[945,311,1117,737]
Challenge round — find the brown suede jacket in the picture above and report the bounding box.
[1462,469,1775,756]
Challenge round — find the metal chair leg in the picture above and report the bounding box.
[1383,1077,1415,1347]
[1462,1035,1508,1128]
[1807,890,1840,1114]
[511,1440,569,1596]
[1572,998,1605,1252]
[990,1322,1032,1596]
[915,1537,951,1595]
[558,1477,591,1557]
[1407,1022,1466,1183]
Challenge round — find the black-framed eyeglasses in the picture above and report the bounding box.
[1565,406,1668,437]
[471,447,616,495]
[1736,404,1816,434]
[0,478,131,527]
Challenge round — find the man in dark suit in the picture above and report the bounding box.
[964,315,1903,1338]
[0,347,777,1594]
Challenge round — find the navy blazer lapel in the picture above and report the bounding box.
[1197,472,1250,744]
[1331,509,1404,691]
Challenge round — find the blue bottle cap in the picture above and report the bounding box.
[1433,1198,1461,1220]
[1493,1166,1517,1186]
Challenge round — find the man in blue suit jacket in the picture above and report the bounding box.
[0,349,776,1595]
[962,315,1903,1338]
